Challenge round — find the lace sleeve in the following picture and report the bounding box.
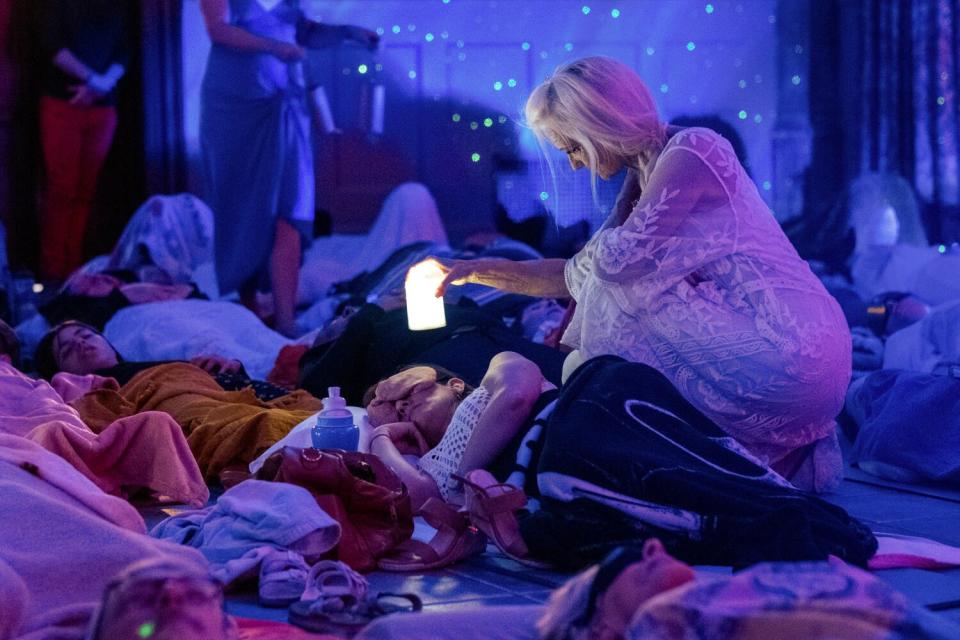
[589,130,740,308]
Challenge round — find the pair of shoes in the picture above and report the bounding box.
[458,469,554,569]
[258,549,311,607]
[289,591,422,637]
[376,497,487,571]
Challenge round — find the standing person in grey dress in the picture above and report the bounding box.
[199,0,377,337]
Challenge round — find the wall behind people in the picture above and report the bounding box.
[179,0,791,241]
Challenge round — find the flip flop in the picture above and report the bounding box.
[376,497,487,571]
[458,469,554,569]
[288,592,423,636]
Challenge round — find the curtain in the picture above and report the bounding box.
[860,0,959,241]
[140,0,187,195]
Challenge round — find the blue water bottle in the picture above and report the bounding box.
[311,387,359,451]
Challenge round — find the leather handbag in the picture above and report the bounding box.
[256,446,414,572]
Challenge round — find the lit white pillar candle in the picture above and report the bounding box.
[405,259,447,331]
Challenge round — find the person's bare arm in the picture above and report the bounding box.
[370,423,441,512]
[200,0,304,60]
[52,48,93,82]
[436,258,570,298]
[457,352,544,474]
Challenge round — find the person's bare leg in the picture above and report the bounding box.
[271,218,301,337]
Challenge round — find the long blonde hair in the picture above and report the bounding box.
[524,56,666,209]
[536,565,598,640]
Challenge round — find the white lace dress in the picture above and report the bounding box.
[418,387,493,502]
[562,128,851,491]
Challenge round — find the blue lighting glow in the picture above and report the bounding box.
[937,96,946,106]
[659,83,669,93]
[540,191,550,201]
[565,43,574,51]
[493,81,503,91]
[375,27,384,35]
[791,75,801,85]
[738,79,747,88]
[686,41,696,51]
[408,70,417,79]
[738,110,748,120]
[582,5,591,15]
[762,181,772,191]
[611,8,621,18]
[470,121,479,130]
[646,46,655,55]
[753,114,762,123]
[471,153,481,162]
[705,3,714,13]
[498,115,507,123]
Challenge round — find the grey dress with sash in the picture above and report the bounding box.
[200,0,314,294]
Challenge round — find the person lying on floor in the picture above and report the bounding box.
[35,320,292,400]
[34,321,322,479]
[298,292,565,404]
[0,435,317,640]
[365,353,876,569]
[0,319,207,506]
[357,538,960,640]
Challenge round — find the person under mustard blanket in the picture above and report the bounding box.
[71,362,321,478]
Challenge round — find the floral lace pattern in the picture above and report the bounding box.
[562,128,851,490]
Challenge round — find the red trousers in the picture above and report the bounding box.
[39,96,117,280]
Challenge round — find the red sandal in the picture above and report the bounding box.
[457,470,554,569]
[376,497,487,571]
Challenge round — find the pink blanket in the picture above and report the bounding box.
[0,435,207,640]
[0,362,207,507]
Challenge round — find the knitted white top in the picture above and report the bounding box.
[418,386,493,502]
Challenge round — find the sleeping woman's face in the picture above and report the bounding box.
[590,539,695,639]
[366,367,465,447]
[52,324,120,375]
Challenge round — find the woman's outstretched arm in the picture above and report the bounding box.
[436,258,570,299]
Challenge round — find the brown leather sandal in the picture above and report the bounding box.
[458,470,554,569]
[376,497,487,571]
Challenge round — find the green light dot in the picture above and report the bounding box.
[738,110,748,120]
[391,25,400,34]
[357,64,368,74]
[686,41,696,52]
[470,121,479,130]
[705,3,715,14]
[483,118,493,127]
[539,191,550,201]
[507,78,517,87]
[582,5,591,15]
[425,33,434,42]
[493,81,503,91]
[137,621,156,638]
[471,153,481,162]
[762,181,772,191]
[659,83,669,93]
[611,8,621,18]
[521,42,530,51]
[452,113,461,122]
